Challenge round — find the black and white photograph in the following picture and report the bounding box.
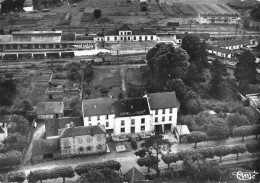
[0,0,260,182]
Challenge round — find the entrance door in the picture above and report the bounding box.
[164,124,172,132]
[131,127,135,133]
[154,125,162,134]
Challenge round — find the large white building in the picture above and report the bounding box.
[82,92,179,135]
[103,24,159,43]
[145,92,179,133]
[198,13,240,24]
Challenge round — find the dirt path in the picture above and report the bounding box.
[21,123,45,166]
[120,66,128,99]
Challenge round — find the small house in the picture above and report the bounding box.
[36,102,64,119]
[175,125,190,143]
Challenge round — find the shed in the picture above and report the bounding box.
[175,125,190,142]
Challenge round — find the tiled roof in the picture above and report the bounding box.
[83,98,114,117]
[124,167,145,183]
[113,98,150,118]
[36,102,64,115]
[45,117,83,137]
[104,29,119,36]
[119,24,131,31]
[146,92,179,110]
[61,33,75,41]
[32,138,60,155]
[132,29,156,35]
[59,125,106,138]
[76,36,94,41]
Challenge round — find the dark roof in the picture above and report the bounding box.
[32,138,60,155]
[119,24,131,31]
[61,33,75,41]
[124,167,145,183]
[83,98,114,117]
[97,32,104,37]
[104,29,119,36]
[176,34,186,39]
[217,39,250,47]
[36,102,64,115]
[45,117,83,137]
[132,29,156,35]
[59,125,106,138]
[176,33,210,40]
[113,98,150,118]
[76,36,94,41]
[146,92,179,110]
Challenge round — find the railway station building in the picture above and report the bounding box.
[198,13,240,24]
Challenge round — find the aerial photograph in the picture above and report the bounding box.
[0,0,260,182]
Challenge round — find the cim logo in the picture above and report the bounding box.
[232,171,258,180]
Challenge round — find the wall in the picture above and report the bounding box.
[61,133,106,157]
[114,115,151,135]
[83,114,115,130]
[150,108,178,127]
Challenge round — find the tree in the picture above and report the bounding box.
[141,5,147,11]
[134,149,147,158]
[93,9,101,19]
[7,171,26,183]
[69,97,81,117]
[137,156,159,173]
[181,35,208,72]
[232,126,252,141]
[52,166,75,183]
[66,62,81,81]
[83,64,94,85]
[230,145,246,160]
[197,147,215,159]
[250,5,260,21]
[213,146,230,162]
[3,132,27,151]
[161,153,179,169]
[182,90,204,114]
[165,78,187,101]
[209,59,228,98]
[205,116,229,138]
[234,50,257,84]
[8,115,29,136]
[0,150,22,168]
[227,112,250,128]
[251,125,260,139]
[26,169,50,183]
[188,131,207,148]
[246,141,260,157]
[140,135,172,176]
[146,43,190,84]
[0,78,17,106]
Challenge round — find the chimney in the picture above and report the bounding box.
[66,123,70,128]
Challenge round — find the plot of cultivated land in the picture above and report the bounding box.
[126,68,143,87]
[90,67,121,88]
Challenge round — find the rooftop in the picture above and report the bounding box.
[32,138,60,155]
[45,117,83,137]
[36,102,64,115]
[210,46,233,54]
[132,29,156,35]
[12,30,62,34]
[59,125,106,138]
[124,167,145,183]
[113,98,150,118]
[104,29,119,36]
[176,125,190,136]
[146,92,179,110]
[83,98,114,117]
[119,24,131,31]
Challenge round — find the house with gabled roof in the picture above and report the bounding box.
[59,125,106,157]
[124,167,151,183]
[145,91,179,133]
[113,98,151,135]
[82,97,115,135]
[208,46,233,58]
[36,102,64,119]
[104,24,159,43]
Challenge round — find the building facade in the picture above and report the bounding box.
[208,47,233,58]
[145,92,179,133]
[198,13,240,24]
[59,125,106,157]
[104,24,159,43]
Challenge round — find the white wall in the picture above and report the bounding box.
[114,115,151,135]
[150,108,178,127]
[83,114,115,130]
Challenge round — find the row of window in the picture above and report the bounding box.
[106,36,154,41]
[121,118,145,126]
[155,116,172,122]
[13,33,61,37]
[120,126,145,133]
[155,108,173,115]
[89,115,109,121]
[0,43,72,50]
[119,31,131,35]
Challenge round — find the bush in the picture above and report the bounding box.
[8,171,26,183]
[93,9,101,19]
[0,150,22,168]
[141,5,147,11]
[131,141,137,149]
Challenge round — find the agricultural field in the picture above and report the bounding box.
[158,0,239,18]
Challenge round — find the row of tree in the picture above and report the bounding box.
[9,160,121,183]
[162,141,260,169]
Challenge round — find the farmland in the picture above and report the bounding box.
[158,0,239,18]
